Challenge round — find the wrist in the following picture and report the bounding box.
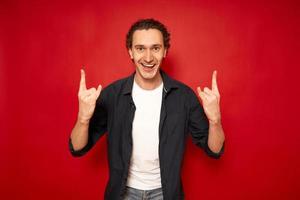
[209,118,222,126]
[77,116,90,125]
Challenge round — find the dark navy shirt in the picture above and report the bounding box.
[69,70,224,200]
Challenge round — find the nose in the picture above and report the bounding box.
[144,49,154,63]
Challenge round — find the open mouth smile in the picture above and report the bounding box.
[141,63,156,68]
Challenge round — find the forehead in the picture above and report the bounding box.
[132,29,164,46]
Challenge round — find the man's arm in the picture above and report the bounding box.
[70,119,89,151]
[197,70,225,154]
[70,69,102,151]
[208,121,225,153]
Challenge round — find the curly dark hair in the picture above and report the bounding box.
[126,18,170,50]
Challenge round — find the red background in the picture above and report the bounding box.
[1,0,299,199]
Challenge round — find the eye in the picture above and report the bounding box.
[136,47,144,52]
[152,46,160,52]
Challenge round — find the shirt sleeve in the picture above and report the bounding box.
[69,88,108,157]
[187,88,224,159]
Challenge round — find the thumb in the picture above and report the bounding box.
[96,84,102,99]
[197,86,201,94]
[197,86,205,100]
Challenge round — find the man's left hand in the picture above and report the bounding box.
[197,70,221,125]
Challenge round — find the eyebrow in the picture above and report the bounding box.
[134,44,162,48]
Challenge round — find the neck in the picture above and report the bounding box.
[134,72,163,90]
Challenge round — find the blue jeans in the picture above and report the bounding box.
[123,186,163,200]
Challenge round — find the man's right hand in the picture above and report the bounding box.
[77,69,102,124]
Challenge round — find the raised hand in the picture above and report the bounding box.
[78,69,102,123]
[197,70,221,124]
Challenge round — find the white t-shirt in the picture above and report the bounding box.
[126,80,163,190]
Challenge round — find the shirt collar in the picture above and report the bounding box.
[122,70,179,95]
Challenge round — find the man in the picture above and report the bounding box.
[69,18,225,200]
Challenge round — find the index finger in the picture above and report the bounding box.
[79,69,87,91]
[212,70,219,94]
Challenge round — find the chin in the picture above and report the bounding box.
[139,67,159,80]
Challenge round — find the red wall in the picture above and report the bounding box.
[1,0,299,199]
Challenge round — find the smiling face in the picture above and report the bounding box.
[128,29,167,87]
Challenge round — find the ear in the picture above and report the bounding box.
[128,49,133,59]
[163,49,167,58]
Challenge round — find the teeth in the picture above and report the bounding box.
[142,63,155,67]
